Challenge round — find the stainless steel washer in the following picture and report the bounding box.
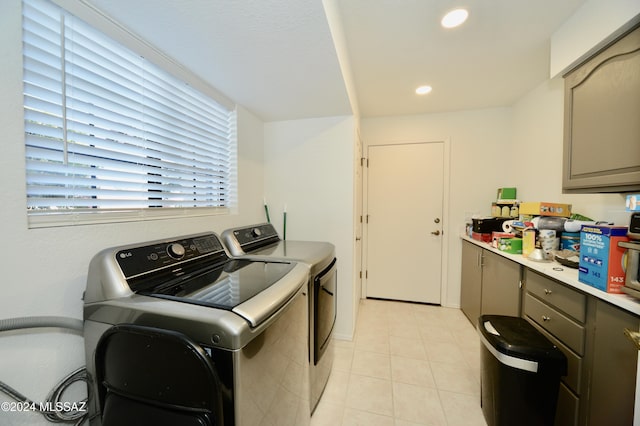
[221,223,336,414]
[83,232,310,425]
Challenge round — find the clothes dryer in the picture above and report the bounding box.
[222,223,336,413]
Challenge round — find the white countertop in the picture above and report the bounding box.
[462,234,640,317]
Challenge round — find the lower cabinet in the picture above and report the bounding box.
[460,241,482,327]
[460,240,521,327]
[524,269,586,426]
[523,268,640,425]
[481,250,521,317]
[588,299,640,425]
[461,239,640,424]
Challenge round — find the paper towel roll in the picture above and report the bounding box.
[564,220,596,233]
[502,220,514,233]
[534,216,566,231]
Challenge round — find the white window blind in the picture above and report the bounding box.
[22,0,236,226]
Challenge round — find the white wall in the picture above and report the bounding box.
[360,108,514,308]
[550,0,640,77]
[360,80,631,313]
[263,116,357,340]
[0,2,266,424]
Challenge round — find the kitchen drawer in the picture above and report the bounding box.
[555,382,579,426]
[526,270,586,323]
[528,317,582,395]
[525,293,585,355]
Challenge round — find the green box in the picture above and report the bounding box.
[498,238,522,254]
[497,187,517,201]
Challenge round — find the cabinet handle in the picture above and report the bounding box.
[542,315,551,322]
[623,328,640,350]
[544,289,552,295]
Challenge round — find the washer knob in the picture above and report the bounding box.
[167,243,186,259]
[251,228,262,238]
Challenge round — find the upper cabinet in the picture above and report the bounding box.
[562,22,640,193]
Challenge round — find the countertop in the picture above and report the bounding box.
[462,234,640,317]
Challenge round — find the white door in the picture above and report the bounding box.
[366,142,444,304]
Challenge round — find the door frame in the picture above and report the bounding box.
[361,138,451,306]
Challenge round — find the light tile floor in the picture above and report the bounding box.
[311,299,488,426]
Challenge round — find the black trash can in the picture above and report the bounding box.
[479,315,567,426]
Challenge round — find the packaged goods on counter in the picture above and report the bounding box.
[520,202,572,217]
[578,225,629,293]
[498,238,522,254]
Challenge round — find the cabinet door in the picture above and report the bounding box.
[588,300,639,425]
[481,251,521,317]
[460,241,482,327]
[563,23,640,193]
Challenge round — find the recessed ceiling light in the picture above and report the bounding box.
[416,85,432,95]
[441,8,469,28]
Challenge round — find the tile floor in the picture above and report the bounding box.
[311,299,488,426]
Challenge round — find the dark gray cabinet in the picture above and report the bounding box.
[588,300,639,425]
[523,268,640,425]
[461,240,482,326]
[523,270,587,426]
[460,240,521,327]
[481,250,521,317]
[562,21,640,193]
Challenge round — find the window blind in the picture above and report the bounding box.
[23,0,235,223]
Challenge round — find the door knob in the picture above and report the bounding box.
[431,230,441,236]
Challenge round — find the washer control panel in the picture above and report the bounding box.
[233,223,280,247]
[116,233,225,278]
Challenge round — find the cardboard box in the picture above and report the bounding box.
[497,187,517,201]
[626,194,639,212]
[472,217,509,233]
[491,232,515,248]
[522,229,536,258]
[472,232,491,243]
[578,225,629,293]
[498,238,522,254]
[519,202,572,217]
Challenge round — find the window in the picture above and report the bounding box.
[22,0,236,227]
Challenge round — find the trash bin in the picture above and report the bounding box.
[479,315,567,426]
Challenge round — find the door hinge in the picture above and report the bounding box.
[366,270,368,279]
[366,214,369,223]
[360,215,363,223]
[359,271,362,279]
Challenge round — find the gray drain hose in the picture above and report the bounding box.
[0,316,90,424]
[0,316,83,333]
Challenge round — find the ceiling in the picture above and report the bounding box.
[86,0,586,121]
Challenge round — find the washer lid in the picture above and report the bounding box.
[138,259,300,326]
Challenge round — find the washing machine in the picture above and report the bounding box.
[221,223,336,413]
[83,231,311,425]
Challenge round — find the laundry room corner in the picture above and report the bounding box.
[264,115,358,341]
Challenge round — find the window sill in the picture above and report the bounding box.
[27,207,229,229]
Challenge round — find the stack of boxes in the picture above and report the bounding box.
[471,189,633,295]
[520,202,573,259]
[471,188,521,252]
[492,188,521,254]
